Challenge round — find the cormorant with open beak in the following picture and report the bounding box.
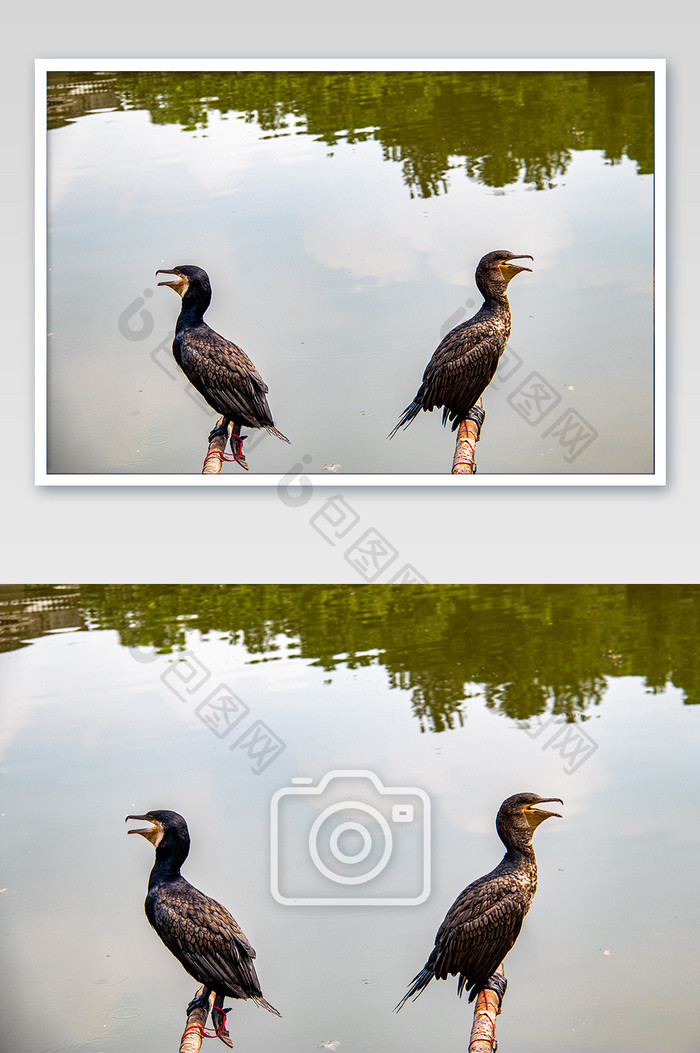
[156,265,289,468]
[389,250,533,439]
[126,809,280,1046]
[396,792,562,1009]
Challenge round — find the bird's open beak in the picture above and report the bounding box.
[156,268,185,293]
[524,797,563,828]
[125,814,158,843]
[501,254,534,278]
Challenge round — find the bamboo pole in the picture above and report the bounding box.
[452,399,484,475]
[468,964,507,1053]
[179,987,216,1053]
[202,418,249,474]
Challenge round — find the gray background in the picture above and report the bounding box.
[2,8,696,582]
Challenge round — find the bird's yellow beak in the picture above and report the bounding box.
[500,255,534,280]
[156,269,186,295]
[524,797,563,828]
[125,813,159,843]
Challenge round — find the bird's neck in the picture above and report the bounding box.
[474,297,512,342]
[480,291,511,313]
[147,851,184,890]
[502,839,536,865]
[476,269,513,308]
[176,301,206,330]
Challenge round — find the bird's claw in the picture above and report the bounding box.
[186,992,210,1016]
[205,425,250,470]
[483,970,508,1008]
[466,403,486,432]
[230,432,247,456]
[229,432,249,470]
[208,422,228,444]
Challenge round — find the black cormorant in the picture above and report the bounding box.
[396,792,561,1009]
[126,809,280,1039]
[156,265,289,466]
[389,250,533,438]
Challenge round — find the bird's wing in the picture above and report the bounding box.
[149,883,263,998]
[176,327,277,429]
[429,877,528,988]
[417,323,502,418]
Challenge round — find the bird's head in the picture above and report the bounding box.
[156,265,212,309]
[476,250,533,301]
[125,809,190,855]
[496,792,562,851]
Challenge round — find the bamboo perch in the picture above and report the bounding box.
[452,398,484,475]
[202,418,249,474]
[468,964,507,1053]
[179,987,216,1053]
[202,418,232,474]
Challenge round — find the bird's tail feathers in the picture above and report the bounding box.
[388,400,421,440]
[394,965,434,1012]
[253,995,282,1017]
[266,425,290,444]
[441,405,463,432]
[456,973,475,1000]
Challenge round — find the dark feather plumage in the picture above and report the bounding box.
[126,809,280,1018]
[389,250,532,437]
[156,265,289,455]
[396,792,561,1010]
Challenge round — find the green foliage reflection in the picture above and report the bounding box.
[47,70,654,198]
[2,585,697,731]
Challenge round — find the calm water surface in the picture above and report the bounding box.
[45,71,655,476]
[1,585,697,1053]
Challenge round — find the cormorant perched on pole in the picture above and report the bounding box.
[156,265,289,467]
[396,792,562,1010]
[126,810,280,1036]
[388,250,533,439]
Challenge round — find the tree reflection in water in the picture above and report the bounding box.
[1,585,695,733]
[46,70,654,199]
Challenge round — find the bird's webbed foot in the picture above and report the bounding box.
[466,403,486,432]
[208,420,229,444]
[212,1000,233,1048]
[483,970,508,1009]
[219,431,249,470]
[229,431,248,461]
[186,987,212,1016]
[207,421,250,470]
